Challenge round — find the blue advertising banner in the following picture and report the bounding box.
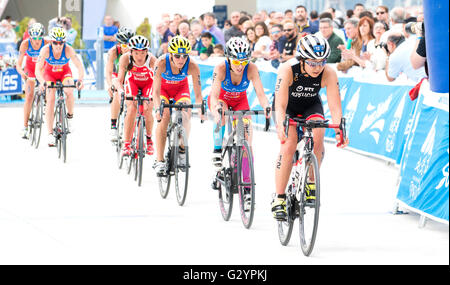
[0,68,22,96]
[396,83,449,222]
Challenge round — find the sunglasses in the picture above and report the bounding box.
[305,59,327,67]
[173,54,189,59]
[271,30,281,35]
[31,37,42,41]
[52,41,64,46]
[283,28,293,32]
[230,59,249,66]
[376,11,386,15]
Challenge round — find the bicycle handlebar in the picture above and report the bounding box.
[159,99,207,123]
[46,80,81,99]
[283,115,347,145]
[214,107,271,133]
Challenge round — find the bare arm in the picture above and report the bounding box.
[209,63,226,121]
[117,52,130,94]
[35,46,49,88]
[247,63,270,114]
[152,56,165,110]
[15,41,28,79]
[274,62,292,141]
[188,60,203,104]
[410,38,426,70]
[105,47,116,87]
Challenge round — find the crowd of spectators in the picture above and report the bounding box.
[106,3,423,83]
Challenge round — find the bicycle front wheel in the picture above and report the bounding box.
[174,129,189,206]
[33,94,44,149]
[134,117,145,186]
[299,153,320,256]
[158,128,172,199]
[218,146,233,221]
[238,141,255,229]
[60,105,67,163]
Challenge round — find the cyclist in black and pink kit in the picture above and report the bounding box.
[271,34,349,220]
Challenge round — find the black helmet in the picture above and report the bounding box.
[116,27,135,44]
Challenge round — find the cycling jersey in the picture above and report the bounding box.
[24,39,45,78]
[124,54,154,98]
[160,53,190,103]
[43,43,72,83]
[276,58,325,121]
[112,45,123,77]
[218,59,250,110]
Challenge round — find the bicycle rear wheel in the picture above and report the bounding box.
[174,129,189,206]
[158,128,172,199]
[299,153,320,256]
[218,146,233,221]
[238,141,255,229]
[28,94,37,145]
[277,189,295,246]
[116,110,125,169]
[60,105,67,163]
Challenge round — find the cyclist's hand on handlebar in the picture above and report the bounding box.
[265,106,272,119]
[155,108,162,122]
[335,131,349,148]
[76,79,84,90]
[277,124,288,144]
[40,82,47,93]
[213,106,222,125]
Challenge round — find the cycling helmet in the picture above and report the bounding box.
[225,37,250,60]
[28,23,45,38]
[116,27,135,44]
[49,27,66,42]
[128,35,150,50]
[296,34,330,60]
[168,35,191,54]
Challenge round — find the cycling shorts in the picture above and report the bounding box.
[43,63,73,84]
[125,76,152,98]
[24,61,37,79]
[160,78,190,103]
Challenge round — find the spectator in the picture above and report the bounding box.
[359,10,375,21]
[173,13,183,27]
[324,8,339,28]
[223,20,232,31]
[319,12,346,42]
[211,43,225,57]
[285,9,294,20]
[272,12,284,24]
[187,32,197,55]
[224,11,244,43]
[318,18,344,63]
[385,33,426,82]
[346,9,354,20]
[353,3,365,18]
[113,21,120,29]
[178,21,190,38]
[203,12,225,46]
[279,20,298,62]
[156,21,174,56]
[310,10,319,24]
[410,22,428,77]
[103,15,118,50]
[337,18,362,72]
[381,7,405,43]
[0,19,16,42]
[190,21,204,54]
[241,19,254,34]
[62,17,77,46]
[245,27,257,53]
[376,6,390,25]
[252,22,272,59]
[295,5,318,34]
[268,24,283,67]
[168,20,177,35]
[199,31,215,60]
[252,12,263,23]
[366,21,388,71]
[358,16,375,54]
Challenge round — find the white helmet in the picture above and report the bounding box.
[225,37,250,60]
[296,34,331,60]
[128,35,150,50]
[28,23,45,38]
[49,27,66,42]
[116,27,135,44]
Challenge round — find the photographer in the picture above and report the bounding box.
[409,22,428,76]
[61,17,77,46]
[384,32,426,82]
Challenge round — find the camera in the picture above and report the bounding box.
[376,42,389,54]
[405,22,423,35]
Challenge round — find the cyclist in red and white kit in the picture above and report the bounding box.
[16,23,50,138]
[116,35,157,156]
